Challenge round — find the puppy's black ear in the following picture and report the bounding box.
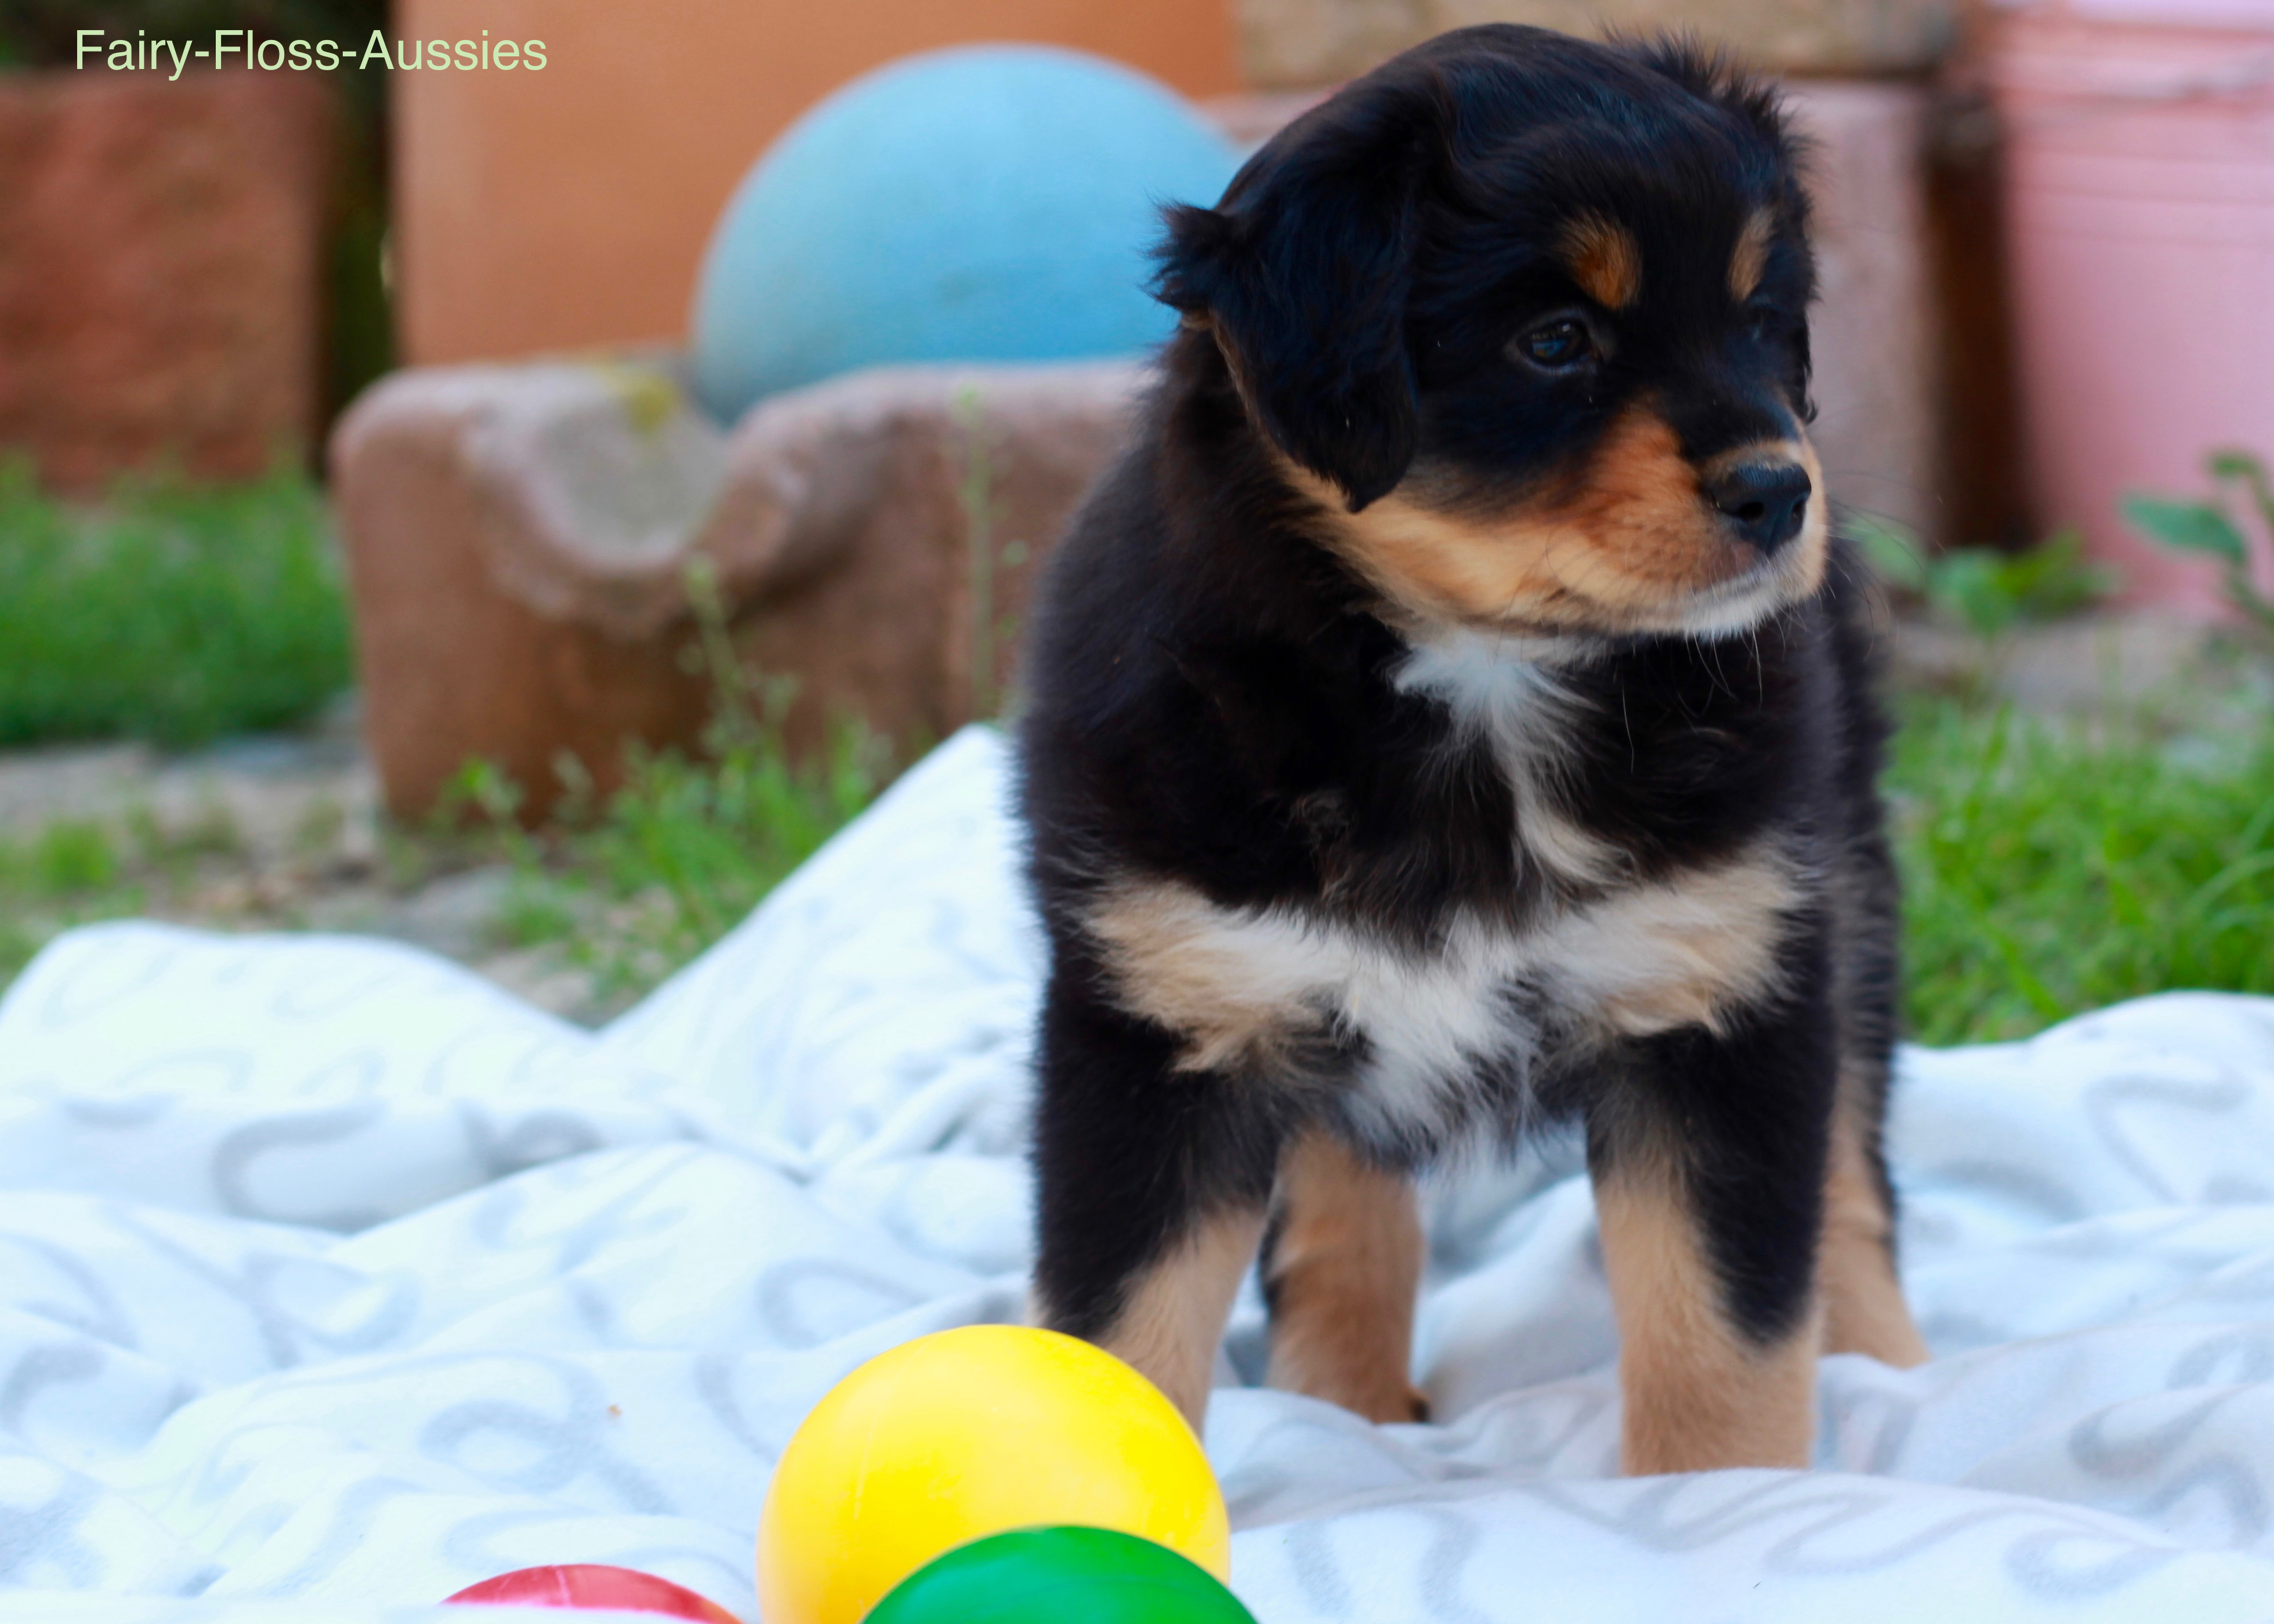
[1154,90,1435,511]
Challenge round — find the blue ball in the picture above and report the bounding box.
[690,45,1240,422]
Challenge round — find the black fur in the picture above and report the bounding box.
[1018,27,1903,1384]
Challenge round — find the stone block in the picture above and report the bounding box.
[0,69,331,492]
[1235,0,1953,86]
[329,361,1145,822]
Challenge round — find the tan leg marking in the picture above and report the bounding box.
[1264,1132,1428,1423]
[1819,1116,1929,1367]
[1097,1206,1268,1431]
[1596,1166,1819,1474]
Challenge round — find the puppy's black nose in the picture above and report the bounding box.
[1706,462,1812,553]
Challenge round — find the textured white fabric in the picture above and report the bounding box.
[6,727,2274,1621]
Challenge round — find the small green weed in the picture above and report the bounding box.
[1889,695,2274,1044]
[0,806,245,985]
[1855,518,2116,639]
[0,461,354,748]
[465,558,890,1003]
[28,822,120,895]
[2124,448,2274,637]
[953,386,1031,722]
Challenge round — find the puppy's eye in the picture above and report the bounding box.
[1520,318,1593,369]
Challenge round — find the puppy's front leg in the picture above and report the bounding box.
[1263,1128,1428,1423]
[1029,974,1279,1430]
[1589,1001,1836,1475]
[1820,1083,1929,1368]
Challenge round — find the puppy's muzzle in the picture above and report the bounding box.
[1706,462,1812,554]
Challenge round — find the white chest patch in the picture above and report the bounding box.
[1086,844,1804,1145]
[1389,628,1617,889]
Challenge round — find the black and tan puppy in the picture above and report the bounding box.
[1016,23,1929,1475]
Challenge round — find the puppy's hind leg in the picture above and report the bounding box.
[1820,829,1929,1368]
[1263,1128,1428,1423]
[1029,976,1280,1431]
[1819,1070,1929,1368]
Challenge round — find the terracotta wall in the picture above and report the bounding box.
[394,0,1243,367]
[0,70,331,492]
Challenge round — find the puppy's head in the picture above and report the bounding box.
[1158,26,1824,637]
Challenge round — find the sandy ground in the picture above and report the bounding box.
[0,700,606,1019]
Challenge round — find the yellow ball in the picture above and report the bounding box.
[756,1325,1230,1624]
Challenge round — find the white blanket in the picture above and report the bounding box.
[8,727,2274,1622]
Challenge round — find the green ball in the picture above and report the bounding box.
[862,1527,1257,1624]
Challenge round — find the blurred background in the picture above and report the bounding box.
[2,0,2270,1038]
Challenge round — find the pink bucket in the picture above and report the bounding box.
[1988,0,2274,611]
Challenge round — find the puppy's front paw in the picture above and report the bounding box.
[1381,1382,1432,1426]
[1272,1362,1430,1426]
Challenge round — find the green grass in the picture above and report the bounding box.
[0,461,354,748]
[0,821,123,983]
[468,565,890,1003]
[0,805,244,985]
[1888,694,2274,1044]
[481,722,885,1002]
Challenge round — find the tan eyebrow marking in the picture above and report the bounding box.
[1561,215,1641,310]
[1730,207,1775,302]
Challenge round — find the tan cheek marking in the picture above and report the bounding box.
[1730,207,1776,302]
[1595,1164,1820,1474]
[1563,215,1642,310]
[1085,882,1323,1074]
[1819,1095,1930,1368]
[1279,459,1572,627]
[1093,1205,1266,1430]
[1556,411,1726,597]
[1264,1132,1428,1424]
[1287,411,1730,632]
[1549,846,1802,1039]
